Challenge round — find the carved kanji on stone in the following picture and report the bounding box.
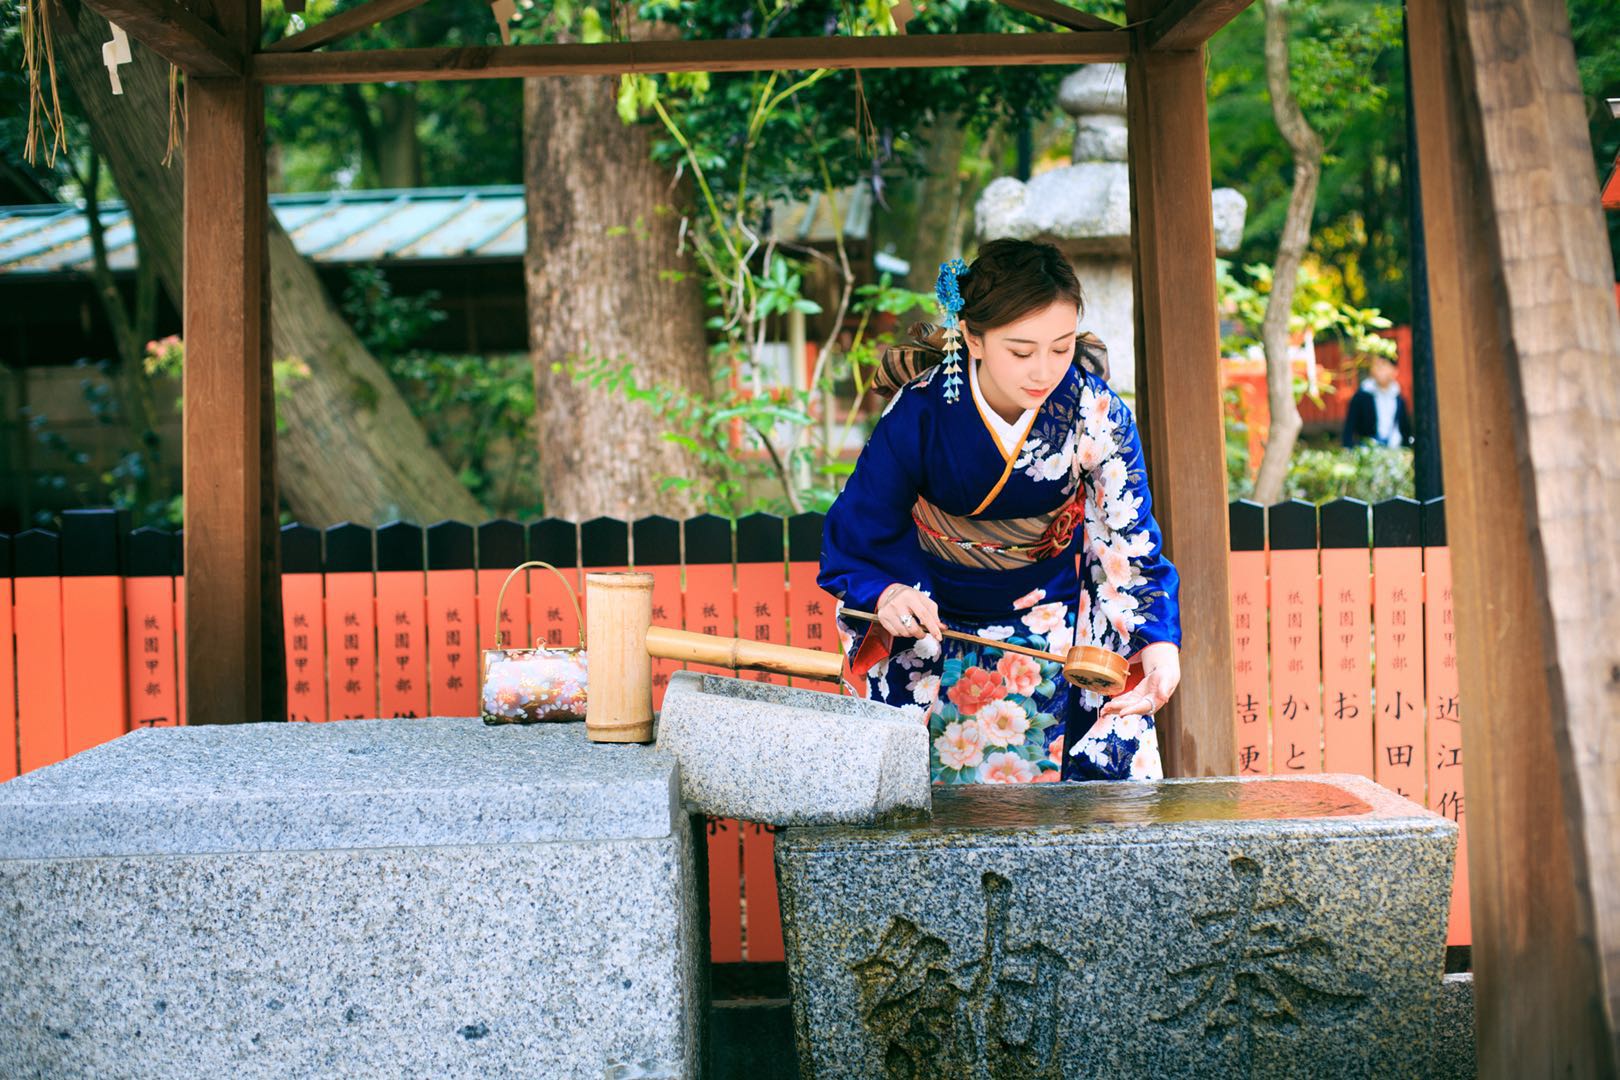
[1151,855,1370,1062]
[849,871,1068,1078]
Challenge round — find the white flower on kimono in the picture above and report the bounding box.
[910,633,942,661]
[1130,736,1163,780]
[908,671,941,706]
[897,703,928,725]
[1121,529,1154,559]
[1103,489,1143,531]
[1099,457,1129,501]
[1012,588,1047,610]
[977,700,1030,747]
[1045,622,1075,653]
[935,720,987,771]
[1110,711,1148,740]
[1035,451,1069,482]
[978,624,1017,641]
[1021,602,1068,637]
[980,750,1040,783]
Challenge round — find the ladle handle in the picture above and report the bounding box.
[838,608,1065,665]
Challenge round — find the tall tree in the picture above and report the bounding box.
[522,67,714,519]
[49,0,483,525]
[1249,0,1323,505]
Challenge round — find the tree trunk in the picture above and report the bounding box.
[52,0,483,526]
[1250,0,1324,506]
[907,116,968,287]
[522,74,712,520]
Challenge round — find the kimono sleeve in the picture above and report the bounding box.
[818,388,932,612]
[1108,388,1183,656]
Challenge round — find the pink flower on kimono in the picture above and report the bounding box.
[1100,542,1135,589]
[1012,588,1047,610]
[947,666,1007,717]
[976,700,1031,748]
[1076,433,1110,473]
[1044,732,1066,763]
[980,751,1040,784]
[995,654,1043,696]
[935,720,986,771]
[1021,602,1067,637]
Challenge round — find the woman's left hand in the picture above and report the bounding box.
[1098,642,1180,719]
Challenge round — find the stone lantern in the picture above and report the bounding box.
[975,64,1248,394]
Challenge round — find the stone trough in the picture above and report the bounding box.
[775,773,1458,1080]
[656,671,930,826]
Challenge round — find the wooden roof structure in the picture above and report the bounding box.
[69,0,1620,1071]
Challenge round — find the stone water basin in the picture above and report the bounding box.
[776,773,1456,1080]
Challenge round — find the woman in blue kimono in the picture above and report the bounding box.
[819,239,1182,783]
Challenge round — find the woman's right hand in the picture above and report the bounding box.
[876,583,944,641]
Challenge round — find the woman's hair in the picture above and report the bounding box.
[956,238,1085,336]
[870,239,1102,396]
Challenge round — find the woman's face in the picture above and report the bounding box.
[965,300,1080,415]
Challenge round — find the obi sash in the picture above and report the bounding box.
[909,365,1090,571]
[912,491,1085,570]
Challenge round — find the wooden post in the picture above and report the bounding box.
[183,0,280,724]
[1124,10,1236,777]
[1408,0,1620,1072]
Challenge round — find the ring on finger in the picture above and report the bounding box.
[899,614,915,627]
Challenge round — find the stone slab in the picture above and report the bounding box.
[0,721,701,1078]
[776,774,1457,1080]
[655,671,930,826]
[0,718,677,858]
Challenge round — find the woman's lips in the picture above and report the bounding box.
[1022,386,1050,397]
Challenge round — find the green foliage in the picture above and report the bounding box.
[1570,0,1620,275]
[1284,441,1414,505]
[1223,385,1254,501]
[339,268,540,517]
[1208,0,1408,322]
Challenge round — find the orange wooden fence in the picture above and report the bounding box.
[0,497,1467,954]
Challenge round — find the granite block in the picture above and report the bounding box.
[775,774,1457,1080]
[655,672,930,826]
[0,720,702,1079]
[1432,973,1476,1079]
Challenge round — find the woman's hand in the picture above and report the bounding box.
[876,583,944,641]
[1099,641,1181,719]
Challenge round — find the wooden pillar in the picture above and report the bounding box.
[1408,0,1620,1072]
[183,0,281,724]
[1125,13,1236,777]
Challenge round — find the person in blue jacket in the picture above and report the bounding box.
[818,239,1182,784]
[1341,353,1414,448]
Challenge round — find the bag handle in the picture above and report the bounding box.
[493,560,586,650]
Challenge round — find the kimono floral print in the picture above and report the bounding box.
[821,358,1180,784]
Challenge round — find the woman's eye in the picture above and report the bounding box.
[1012,352,1033,360]
[1055,348,1073,356]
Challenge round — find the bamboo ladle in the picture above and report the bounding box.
[839,608,1129,695]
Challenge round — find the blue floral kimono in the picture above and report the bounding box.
[819,358,1181,783]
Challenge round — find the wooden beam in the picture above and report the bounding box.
[184,0,281,725]
[253,30,1131,84]
[992,0,1119,33]
[1408,0,1620,1071]
[1144,0,1251,49]
[78,0,241,76]
[262,0,432,54]
[1124,20,1235,777]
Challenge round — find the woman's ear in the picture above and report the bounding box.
[962,328,984,358]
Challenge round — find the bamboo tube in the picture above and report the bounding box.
[644,625,844,682]
[585,571,655,743]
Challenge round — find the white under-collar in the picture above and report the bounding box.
[970,358,1037,456]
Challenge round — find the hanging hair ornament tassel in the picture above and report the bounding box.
[934,258,968,403]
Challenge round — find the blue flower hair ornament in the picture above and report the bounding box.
[934,258,969,403]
